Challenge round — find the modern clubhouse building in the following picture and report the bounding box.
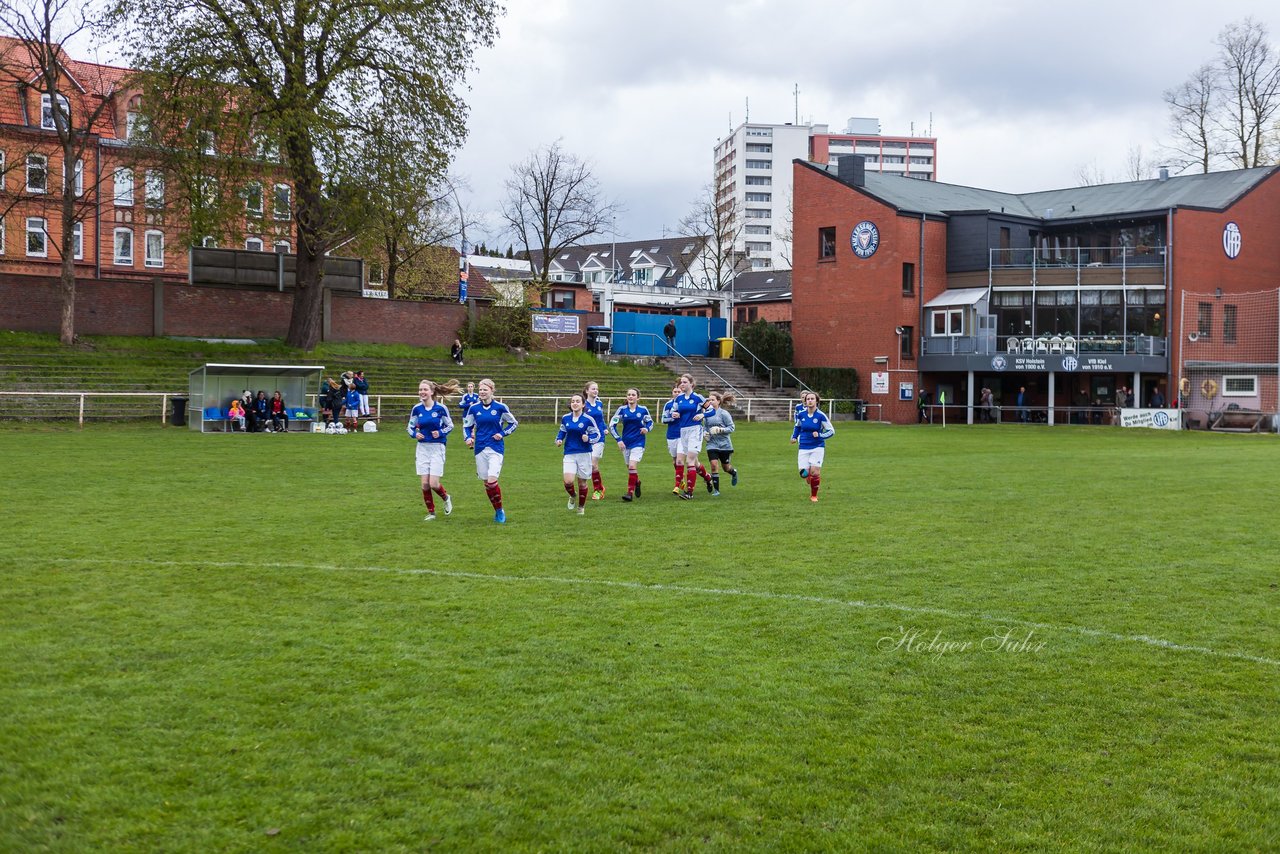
[792,156,1280,426]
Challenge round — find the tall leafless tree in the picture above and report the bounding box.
[0,0,119,344]
[501,141,619,290]
[678,183,746,292]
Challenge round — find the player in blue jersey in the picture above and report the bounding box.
[556,394,602,516]
[701,391,738,495]
[671,373,712,499]
[343,380,363,433]
[582,381,608,500]
[660,385,682,495]
[458,381,480,420]
[791,391,836,502]
[408,379,460,520]
[609,387,653,502]
[463,378,518,523]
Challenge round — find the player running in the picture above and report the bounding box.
[408,379,460,520]
[556,394,602,516]
[791,391,835,502]
[701,391,738,495]
[463,378,518,523]
[609,387,654,502]
[582,381,608,500]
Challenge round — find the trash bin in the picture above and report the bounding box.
[717,338,735,359]
[586,326,612,354]
[170,397,189,427]
[853,399,866,421]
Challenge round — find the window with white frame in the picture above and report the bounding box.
[197,130,216,155]
[0,217,5,254]
[273,241,290,254]
[27,154,48,193]
[27,217,48,256]
[200,236,217,248]
[244,182,263,215]
[114,168,134,205]
[71,159,83,195]
[73,222,83,259]
[126,112,140,140]
[145,170,164,208]
[272,184,291,219]
[144,230,164,268]
[40,93,70,130]
[245,237,264,251]
[633,266,651,283]
[1222,375,1257,397]
[931,308,965,336]
[0,151,5,191]
[113,227,134,265]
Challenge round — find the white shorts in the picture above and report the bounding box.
[798,447,826,471]
[590,441,605,460]
[562,452,592,478]
[359,393,370,416]
[623,445,645,464]
[678,425,704,456]
[415,442,446,476]
[667,437,679,458]
[475,447,504,480]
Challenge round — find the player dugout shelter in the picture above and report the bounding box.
[188,364,325,432]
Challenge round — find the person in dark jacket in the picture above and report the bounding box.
[451,338,465,366]
[354,370,370,416]
[663,320,677,353]
[252,390,270,432]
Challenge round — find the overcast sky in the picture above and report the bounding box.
[452,0,1280,249]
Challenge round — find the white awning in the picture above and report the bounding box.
[924,288,987,308]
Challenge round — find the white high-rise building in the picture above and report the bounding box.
[713,118,938,271]
[713,122,810,272]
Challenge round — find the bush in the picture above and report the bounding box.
[792,366,860,402]
[734,320,792,381]
[468,307,541,351]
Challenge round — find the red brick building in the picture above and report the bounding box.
[793,156,1280,425]
[0,38,292,284]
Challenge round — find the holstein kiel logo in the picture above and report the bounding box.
[850,220,880,259]
[991,355,1007,371]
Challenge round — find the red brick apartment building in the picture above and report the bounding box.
[793,156,1280,425]
[0,37,293,284]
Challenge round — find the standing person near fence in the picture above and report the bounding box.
[464,378,518,524]
[663,319,677,353]
[556,394,601,516]
[354,370,370,417]
[661,386,682,495]
[610,388,653,502]
[582,381,608,500]
[791,391,835,503]
[701,391,738,495]
[409,379,460,521]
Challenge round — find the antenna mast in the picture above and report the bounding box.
[793,83,800,125]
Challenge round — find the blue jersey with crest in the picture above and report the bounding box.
[610,404,653,447]
[557,412,601,455]
[792,409,835,450]
[464,399,518,455]
[407,402,453,444]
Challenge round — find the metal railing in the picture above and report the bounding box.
[0,391,183,427]
[990,246,1166,268]
[729,337,812,392]
[606,331,744,398]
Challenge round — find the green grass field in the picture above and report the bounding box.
[3,422,1278,851]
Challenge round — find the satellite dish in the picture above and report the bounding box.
[1188,332,1200,342]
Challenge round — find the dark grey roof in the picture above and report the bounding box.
[815,163,1278,221]
[533,235,707,284]
[732,270,791,303]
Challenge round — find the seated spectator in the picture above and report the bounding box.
[228,399,247,431]
[253,390,270,432]
[269,391,289,432]
[451,338,465,366]
[240,389,256,432]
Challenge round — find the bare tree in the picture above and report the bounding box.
[1124,145,1151,181]
[678,183,746,292]
[1216,17,1280,168]
[1162,64,1220,173]
[501,141,619,289]
[0,0,119,345]
[1074,159,1110,186]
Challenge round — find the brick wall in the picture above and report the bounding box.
[0,274,155,335]
[792,161,947,422]
[329,292,468,346]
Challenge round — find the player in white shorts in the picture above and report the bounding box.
[463,378,518,524]
[582,381,609,500]
[408,379,461,520]
[556,394,601,515]
[609,387,654,502]
[791,391,835,503]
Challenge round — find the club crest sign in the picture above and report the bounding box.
[1223,222,1241,259]
[850,220,880,259]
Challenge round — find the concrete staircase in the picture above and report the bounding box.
[661,355,802,421]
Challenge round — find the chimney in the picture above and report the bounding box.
[838,154,866,187]
[1158,166,1169,181]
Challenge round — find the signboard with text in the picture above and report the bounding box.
[1118,408,1181,430]
[871,372,889,394]
[532,314,581,334]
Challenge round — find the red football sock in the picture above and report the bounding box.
[809,474,821,497]
[564,481,576,497]
[422,488,434,512]
[485,481,503,509]
[433,486,448,498]
[627,471,638,493]
[685,468,697,491]
[696,464,711,482]
[674,464,684,487]
[578,483,588,508]
[591,470,603,491]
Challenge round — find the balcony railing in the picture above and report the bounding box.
[990,246,1165,268]
[922,334,1168,358]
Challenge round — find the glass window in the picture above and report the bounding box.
[899,326,914,359]
[114,168,134,205]
[126,112,140,140]
[1197,302,1213,338]
[245,237,264,251]
[144,230,164,268]
[73,222,82,259]
[902,262,914,296]
[113,228,133,265]
[818,227,835,259]
[40,93,70,130]
[244,182,263,215]
[145,170,165,209]
[0,217,5,254]
[273,184,291,220]
[274,241,290,254]
[1223,304,1237,344]
[26,154,48,193]
[26,218,47,256]
[1223,375,1256,396]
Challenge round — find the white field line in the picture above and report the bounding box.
[39,557,1280,669]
